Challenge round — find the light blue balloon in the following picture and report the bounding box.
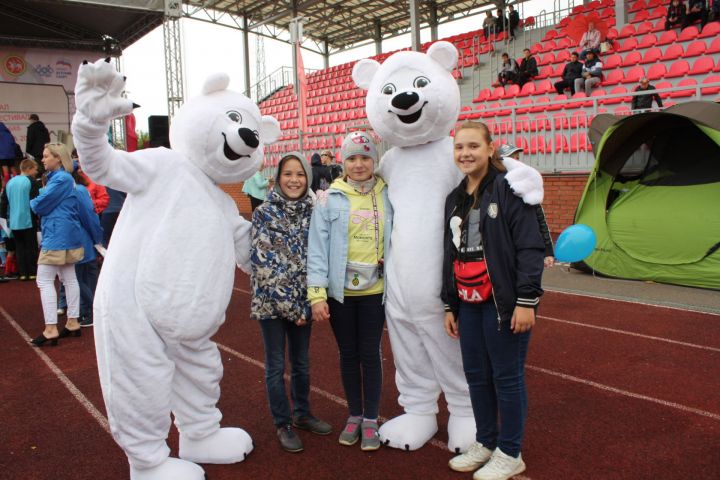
[555,224,597,262]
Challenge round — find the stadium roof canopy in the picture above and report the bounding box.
[0,0,498,55]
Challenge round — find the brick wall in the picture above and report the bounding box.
[541,173,590,235]
[225,175,591,234]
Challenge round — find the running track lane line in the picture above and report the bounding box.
[0,306,111,434]
[233,287,720,421]
[538,315,720,353]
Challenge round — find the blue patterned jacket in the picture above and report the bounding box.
[250,190,313,322]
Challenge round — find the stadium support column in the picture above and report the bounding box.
[323,39,330,70]
[615,0,627,28]
[163,0,185,121]
[374,19,382,56]
[409,0,421,51]
[429,1,438,42]
[243,16,251,98]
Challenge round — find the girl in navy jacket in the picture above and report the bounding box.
[442,122,544,480]
[29,143,84,346]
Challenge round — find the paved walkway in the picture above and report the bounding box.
[543,265,720,315]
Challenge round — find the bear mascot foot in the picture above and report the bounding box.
[379,413,438,451]
[130,457,205,480]
[447,414,477,453]
[179,427,253,464]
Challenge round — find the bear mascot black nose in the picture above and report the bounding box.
[238,128,259,148]
[391,92,419,110]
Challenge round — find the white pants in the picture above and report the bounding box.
[37,264,79,325]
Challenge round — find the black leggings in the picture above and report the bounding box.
[12,228,38,277]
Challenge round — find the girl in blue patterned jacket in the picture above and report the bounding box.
[250,152,331,454]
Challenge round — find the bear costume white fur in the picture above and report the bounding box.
[71,59,280,480]
[352,41,543,453]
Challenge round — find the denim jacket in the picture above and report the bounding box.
[307,179,393,303]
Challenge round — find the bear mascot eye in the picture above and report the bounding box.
[382,83,396,95]
[413,76,430,88]
[227,110,242,123]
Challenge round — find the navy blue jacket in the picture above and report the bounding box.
[442,167,545,323]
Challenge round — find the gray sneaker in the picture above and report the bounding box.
[293,415,332,435]
[360,420,381,451]
[277,424,303,453]
[338,416,362,446]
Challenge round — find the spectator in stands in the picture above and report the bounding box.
[483,10,497,38]
[310,152,334,192]
[508,5,521,40]
[712,0,720,21]
[495,8,508,34]
[578,21,601,60]
[100,187,126,247]
[665,0,687,30]
[631,77,664,111]
[243,170,271,211]
[554,52,584,95]
[25,114,50,171]
[516,49,539,87]
[0,158,39,281]
[29,142,84,347]
[574,51,603,95]
[0,122,21,187]
[497,53,519,86]
[321,150,342,182]
[683,0,709,28]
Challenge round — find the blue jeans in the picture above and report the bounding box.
[328,294,385,419]
[458,301,530,458]
[58,261,100,320]
[259,318,312,427]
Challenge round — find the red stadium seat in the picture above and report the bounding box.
[678,26,700,42]
[621,51,641,67]
[647,63,667,80]
[636,22,655,36]
[603,86,629,104]
[529,135,546,154]
[606,27,619,40]
[474,88,492,103]
[629,0,647,12]
[536,65,554,80]
[529,96,550,113]
[602,69,624,86]
[638,33,657,48]
[633,9,649,23]
[652,18,666,32]
[564,92,586,109]
[689,57,714,75]
[648,0,663,7]
[590,89,608,105]
[657,29,677,46]
[553,134,570,153]
[640,47,662,64]
[569,110,589,128]
[599,7,615,17]
[502,84,521,99]
[570,132,590,152]
[518,82,536,97]
[541,40,558,53]
[539,52,556,66]
[699,21,720,38]
[617,37,638,52]
[556,50,571,63]
[617,24,637,39]
[548,94,567,111]
[535,79,553,94]
[669,78,697,98]
[514,136,530,154]
[490,86,506,101]
[654,81,673,98]
[685,41,707,57]
[665,60,690,78]
[709,37,720,54]
[552,112,568,129]
[701,76,720,95]
[517,98,534,114]
[613,105,631,116]
[647,6,667,19]
[623,66,645,84]
[535,114,551,131]
[604,54,622,69]
[556,37,573,50]
[660,43,684,61]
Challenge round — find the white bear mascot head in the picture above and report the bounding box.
[352,41,460,147]
[170,73,281,184]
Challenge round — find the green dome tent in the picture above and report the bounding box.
[574,101,720,290]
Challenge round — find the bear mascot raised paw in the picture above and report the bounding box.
[352,41,543,453]
[71,58,280,480]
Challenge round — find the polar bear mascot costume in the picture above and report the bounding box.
[71,58,280,480]
[352,41,543,453]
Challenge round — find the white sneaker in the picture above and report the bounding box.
[473,448,526,480]
[449,441,493,472]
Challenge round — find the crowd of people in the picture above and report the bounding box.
[0,115,126,344]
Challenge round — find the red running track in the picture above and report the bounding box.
[0,273,718,480]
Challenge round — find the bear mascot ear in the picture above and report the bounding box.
[261,115,281,144]
[352,59,381,90]
[427,41,458,72]
[202,73,231,94]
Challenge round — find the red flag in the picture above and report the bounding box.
[296,42,308,132]
[125,113,138,152]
